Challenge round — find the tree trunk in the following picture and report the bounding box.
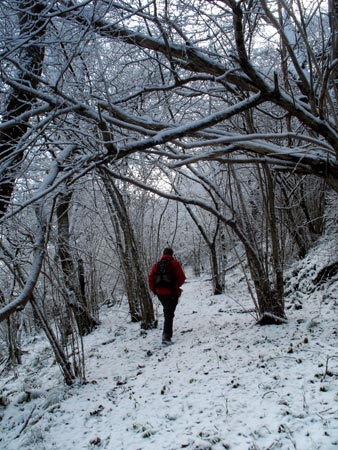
[101,172,156,328]
[0,290,21,369]
[230,166,286,324]
[246,253,285,325]
[181,200,223,295]
[0,1,47,217]
[264,166,285,317]
[56,190,99,336]
[210,242,223,295]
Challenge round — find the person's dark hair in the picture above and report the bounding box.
[163,247,173,256]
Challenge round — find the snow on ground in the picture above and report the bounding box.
[1,261,338,450]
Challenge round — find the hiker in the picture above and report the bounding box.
[148,247,186,345]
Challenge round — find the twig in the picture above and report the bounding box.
[0,356,11,376]
[226,294,257,320]
[16,404,37,437]
[321,354,338,382]
[262,390,280,399]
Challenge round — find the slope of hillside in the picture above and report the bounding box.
[1,248,338,450]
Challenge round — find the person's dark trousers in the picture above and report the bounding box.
[158,295,178,341]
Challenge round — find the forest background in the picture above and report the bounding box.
[0,0,338,424]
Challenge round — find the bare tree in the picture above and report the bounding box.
[0,1,49,216]
[56,186,99,336]
[100,170,156,329]
[46,0,338,189]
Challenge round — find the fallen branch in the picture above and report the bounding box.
[16,404,37,438]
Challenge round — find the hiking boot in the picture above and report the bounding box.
[162,336,172,345]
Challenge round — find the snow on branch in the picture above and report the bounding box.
[168,139,334,170]
[0,214,46,322]
[119,93,264,154]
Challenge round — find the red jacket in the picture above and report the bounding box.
[148,255,186,297]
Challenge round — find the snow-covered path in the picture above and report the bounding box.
[1,272,338,450]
